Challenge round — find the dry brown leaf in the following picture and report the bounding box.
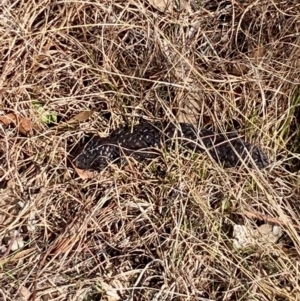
[99,281,121,301]
[0,248,35,265]
[52,237,76,254]
[147,0,173,13]
[0,112,17,125]
[18,285,32,301]
[177,96,202,126]
[0,113,33,135]
[233,224,282,249]
[249,45,266,60]
[67,110,94,124]
[19,118,33,135]
[54,110,93,130]
[74,166,96,180]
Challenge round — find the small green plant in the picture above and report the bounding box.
[32,101,58,125]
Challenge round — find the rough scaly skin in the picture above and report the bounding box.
[74,121,269,171]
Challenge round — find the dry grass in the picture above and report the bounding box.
[0,0,300,300]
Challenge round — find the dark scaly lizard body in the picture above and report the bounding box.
[74,121,269,171]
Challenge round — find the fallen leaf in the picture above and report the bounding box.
[177,96,202,126]
[11,236,24,251]
[19,117,33,135]
[0,248,35,265]
[0,113,17,125]
[147,0,173,13]
[249,45,266,61]
[74,166,96,180]
[18,285,32,301]
[54,110,93,130]
[255,224,282,244]
[67,110,94,124]
[233,223,282,249]
[97,281,121,301]
[0,113,33,135]
[52,237,76,254]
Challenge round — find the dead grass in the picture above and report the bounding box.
[0,0,300,300]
